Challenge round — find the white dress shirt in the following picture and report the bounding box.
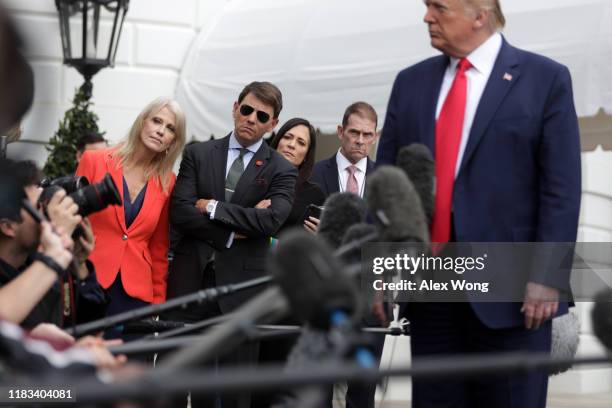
[435,32,502,177]
[336,150,368,198]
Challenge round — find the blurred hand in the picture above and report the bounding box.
[195,198,211,214]
[304,216,319,234]
[83,345,127,370]
[46,189,81,235]
[521,282,559,330]
[372,301,389,328]
[255,199,271,209]
[39,221,73,269]
[29,323,75,348]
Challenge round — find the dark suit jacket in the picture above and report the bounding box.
[168,135,297,313]
[377,38,581,328]
[311,153,375,197]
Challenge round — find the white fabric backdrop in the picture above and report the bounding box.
[176,0,612,140]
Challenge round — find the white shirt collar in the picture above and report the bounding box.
[229,131,263,154]
[448,32,502,76]
[336,149,368,173]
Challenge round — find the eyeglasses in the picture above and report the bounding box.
[239,104,271,124]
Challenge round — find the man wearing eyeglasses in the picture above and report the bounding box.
[166,81,297,408]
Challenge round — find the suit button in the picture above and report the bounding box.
[122,234,128,241]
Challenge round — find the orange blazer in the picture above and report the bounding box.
[75,148,175,304]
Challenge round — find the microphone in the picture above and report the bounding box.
[318,192,367,249]
[396,143,435,226]
[271,229,377,407]
[365,165,429,244]
[338,222,377,261]
[66,275,272,337]
[270,229,361,329]
[591,289,612,350]
[158,286,289,370]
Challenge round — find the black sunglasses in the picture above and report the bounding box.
[239,104,271,124]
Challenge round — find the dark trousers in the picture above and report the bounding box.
[161,261,259,408]
[409,302,551,408]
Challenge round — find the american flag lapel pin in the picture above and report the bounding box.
[503,72,513,81]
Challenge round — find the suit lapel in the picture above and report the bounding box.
[458,39,520,175]
[231,142,271,204]
[421,56,449,153]
[325,155,340,194]
[212,136,230,201]
[106,152,127,234]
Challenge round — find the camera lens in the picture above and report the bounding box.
[70,173,122,217]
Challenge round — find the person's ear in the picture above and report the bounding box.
[473,9,487,29]
[337,125,344,140]
[267,117,279,133]
[0,219,17,238]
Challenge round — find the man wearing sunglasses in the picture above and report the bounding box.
[167,81,297,408]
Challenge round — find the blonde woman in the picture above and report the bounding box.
[76,97,186,329]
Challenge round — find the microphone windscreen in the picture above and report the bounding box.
[341,223,377,246]
[549,310,580,376]
[318,192,367,249]
[366,165,429,244]
[396,144,435,226]
[269,228,361,329]
[592,289,612,350]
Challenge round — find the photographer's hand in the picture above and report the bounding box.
[47,189,81,235]
[40,221,73,270]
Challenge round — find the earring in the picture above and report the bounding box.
[165,149,169,156]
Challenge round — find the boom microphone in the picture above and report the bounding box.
[396,144,435,226]
[318,192,367,249]
[365,166,429,244]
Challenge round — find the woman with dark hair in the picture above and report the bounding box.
[267,117,325,234]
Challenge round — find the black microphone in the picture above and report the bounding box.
[270,229,377,407]
[396,143,435,226]
[365,165,429,244]
[592,289,612,350]
[338,223,378,262]
[318,192,367,249]
[270,229,361,329]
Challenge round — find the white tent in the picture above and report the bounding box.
[176,0,612,143]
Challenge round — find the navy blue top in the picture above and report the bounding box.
[123,177,147,229]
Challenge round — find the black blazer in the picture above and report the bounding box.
[311,153,375,197]
[168,135,297,313]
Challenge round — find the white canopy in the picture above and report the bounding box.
[176,0,612,140]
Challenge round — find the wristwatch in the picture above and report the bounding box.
[206,200,217,214]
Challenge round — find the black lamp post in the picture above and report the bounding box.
[55,0,129,98]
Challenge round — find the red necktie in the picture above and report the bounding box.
[431,58,472,243]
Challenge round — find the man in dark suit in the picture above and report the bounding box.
[312,101,378,199]
[167,81,297,407]
[312,102,383,408]
[377,1,581,407]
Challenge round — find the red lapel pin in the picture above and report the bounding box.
[255,160,264,167]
